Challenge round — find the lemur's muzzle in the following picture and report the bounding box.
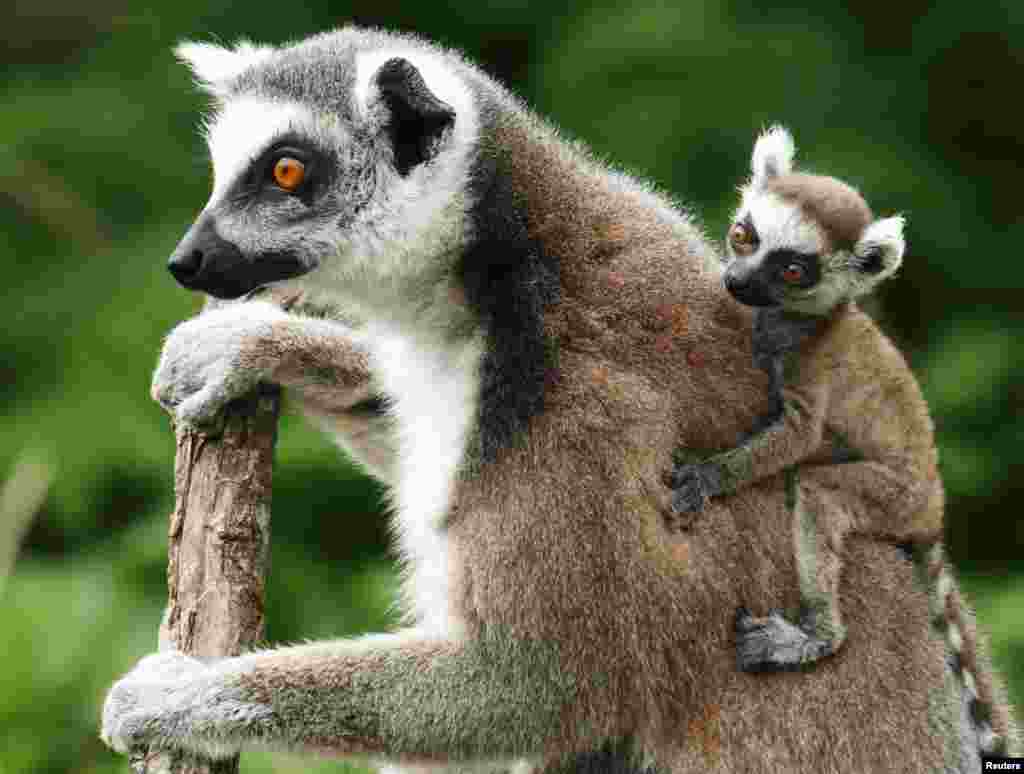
[168,216,310,299]
[724,266,780,308]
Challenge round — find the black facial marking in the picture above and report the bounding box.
[724,247,821,307]
[456,102,559,465]
[723,265,779,307]
[375,58,456,176]
[763,248,821,289]
[229,134,335,209]
[167,215,314,299]
[858,247,885,274]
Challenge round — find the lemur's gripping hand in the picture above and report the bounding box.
[101,651,245,758]
[152,302,289,429]
[668,461,727,514]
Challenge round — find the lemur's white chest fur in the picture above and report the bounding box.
[319,190,482,638]
[363,321,482,636]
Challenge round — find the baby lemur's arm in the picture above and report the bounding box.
[671,310,829,512]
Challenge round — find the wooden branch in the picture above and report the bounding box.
[132,385,281,774]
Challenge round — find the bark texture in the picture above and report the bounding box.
[133,386,281,774]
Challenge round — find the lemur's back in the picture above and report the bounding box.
[450,110,987,772]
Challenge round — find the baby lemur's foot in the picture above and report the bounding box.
[734,607,839,672]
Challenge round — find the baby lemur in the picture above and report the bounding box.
[669,126,945,672]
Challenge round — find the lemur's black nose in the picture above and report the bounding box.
[168,247,204,283]
[165,215,312,299]
[723,267,779,307]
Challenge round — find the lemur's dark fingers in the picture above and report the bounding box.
[671,479,707,514]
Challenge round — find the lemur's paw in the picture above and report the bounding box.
[101,652,208,755]
[668,463,711,514]
[668,461,728,516]
[734,608,836,672]
[151,302,287,429]
[670,476,708,514]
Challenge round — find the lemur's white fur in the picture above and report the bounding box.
[750,124,796,188]
[363,322,483,635]
[737,191,826,258]
[855,215,906,275]
[204,97,316,205]
[175,41,274,95]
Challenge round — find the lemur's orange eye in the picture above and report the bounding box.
[272,157,306,191]
[728,222,756,256]
[781,264,805,284]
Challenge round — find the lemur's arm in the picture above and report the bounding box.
[671,337,830,514]
[151,299,397,480]
[102,630,573,761]
[152,300,375,424]
[715,363,830,487]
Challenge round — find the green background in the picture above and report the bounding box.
[2,2,1021,772]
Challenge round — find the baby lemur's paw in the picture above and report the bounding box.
[668,462,725,514]
[734,607,837,672]
[670,473,709,514]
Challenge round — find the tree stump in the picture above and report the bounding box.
[132,386,281,774]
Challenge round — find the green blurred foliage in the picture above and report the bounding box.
[2,1,1022,771]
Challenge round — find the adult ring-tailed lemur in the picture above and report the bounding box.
[101,28,1018,774]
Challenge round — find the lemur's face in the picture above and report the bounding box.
[724,124,906,316]
[167,39,474,300]
[167,97,357,299]
[723,192,829,313]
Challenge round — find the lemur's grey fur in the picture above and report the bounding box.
[101,32,1017,774]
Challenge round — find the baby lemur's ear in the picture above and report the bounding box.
[751,125,796,189]
[854,215,905,282]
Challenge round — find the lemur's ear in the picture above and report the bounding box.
[751,125,796,188]
[855,215,905,280]
[373,58,456,176]
[175,40,273,96]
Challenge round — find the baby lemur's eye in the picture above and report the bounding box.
[780,264,805,284]
[272,156,307,192]
[728,222,758,256]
